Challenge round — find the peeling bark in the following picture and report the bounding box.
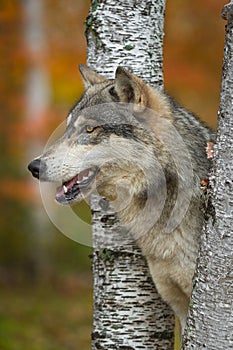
[183,2,233,349]
[85,1,175,349]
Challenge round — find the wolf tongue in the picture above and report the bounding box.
[64,169,90,189]
[64,174,80,189]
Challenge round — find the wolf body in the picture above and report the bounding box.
[28,66,213,331]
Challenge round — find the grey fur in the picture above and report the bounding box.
[28,66,214,332]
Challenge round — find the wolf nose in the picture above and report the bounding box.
[28,159,46,179]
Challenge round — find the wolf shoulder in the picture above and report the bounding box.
[163,93,214,175]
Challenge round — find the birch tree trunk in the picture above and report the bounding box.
[183,2,233,349]
[85,1,175,349]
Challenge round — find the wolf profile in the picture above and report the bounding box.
[28,65,213,331]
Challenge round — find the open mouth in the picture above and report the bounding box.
[55,167,98,205]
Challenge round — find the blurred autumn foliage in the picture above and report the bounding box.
[0,1,228,349]
[0,0,91,279]
[0,0,227,278]
[164,0,226,128]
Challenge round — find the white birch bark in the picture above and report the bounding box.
[85,1,175,349]
[183,2,233,349]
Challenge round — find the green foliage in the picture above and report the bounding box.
[71,201,92,225]
[49,230,92,274]
[0,199,32,268]
[98,248,116,262]
[124,44,135,51]
[0,283,92,350]
[91,0,99,12]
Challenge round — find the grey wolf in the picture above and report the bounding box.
[28,65,213,331]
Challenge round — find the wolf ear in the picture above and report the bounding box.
[79,64,107,88]
[115,67,148,112]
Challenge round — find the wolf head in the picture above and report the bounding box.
[28,66,173,213]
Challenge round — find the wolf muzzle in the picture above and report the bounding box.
[28,159,46,179]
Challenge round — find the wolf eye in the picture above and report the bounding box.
[86,125,95,133]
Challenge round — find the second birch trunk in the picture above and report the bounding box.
[183,3,233,349]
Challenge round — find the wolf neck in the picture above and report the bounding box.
[146,86,174,123]
[117,165,180,236]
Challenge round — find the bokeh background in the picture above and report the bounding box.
[0,0,227,349]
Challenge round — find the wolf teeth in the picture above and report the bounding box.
[76,175,91,184]
[63,185,68,193]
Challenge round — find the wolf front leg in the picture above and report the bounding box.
[147,258,192,333]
